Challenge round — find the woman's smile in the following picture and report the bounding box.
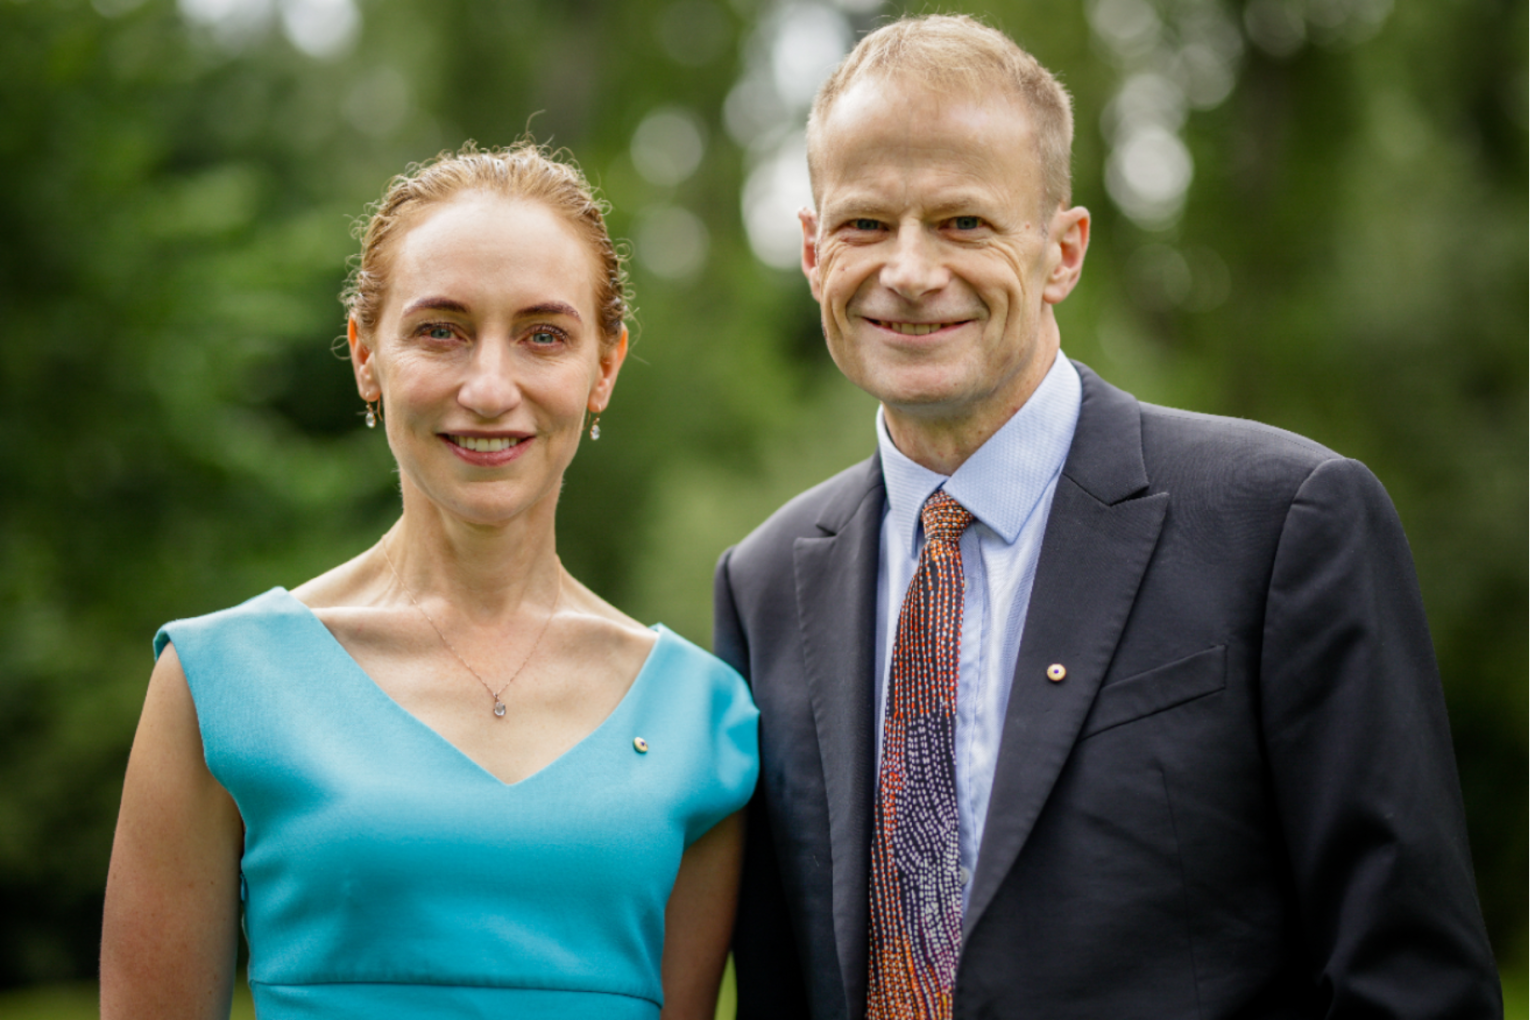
[449,435,522,453]
[443,431,533,467]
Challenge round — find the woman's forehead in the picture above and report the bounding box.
[385,196,600,312]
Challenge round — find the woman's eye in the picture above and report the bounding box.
[952,216,981,230]
[425,324,455,340]
[529,329,561,346]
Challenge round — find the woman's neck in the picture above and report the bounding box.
[381,484,564,621]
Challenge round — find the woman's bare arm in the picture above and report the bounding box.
[101,643,244,1020]
[660,810,745,1020]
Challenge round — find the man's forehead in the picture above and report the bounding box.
[811,77,1040,207]
[811,75,1035,180]
[826,72,1031,134]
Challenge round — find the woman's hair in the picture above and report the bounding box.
[342,140,630,346]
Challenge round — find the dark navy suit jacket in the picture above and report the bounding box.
[714,363,1499,1019]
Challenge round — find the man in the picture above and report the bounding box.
[713,14,1499,1020]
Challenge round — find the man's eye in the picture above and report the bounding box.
[952,216,982,230]
[851,218,882,231]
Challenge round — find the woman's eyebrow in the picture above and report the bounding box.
[518,301,582,321]
[400,296,470,317]
[397,298,583,321]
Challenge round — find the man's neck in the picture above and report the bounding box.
[882,352,1060,476]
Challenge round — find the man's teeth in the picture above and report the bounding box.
[453,436,520,452]
[886,321,946,335]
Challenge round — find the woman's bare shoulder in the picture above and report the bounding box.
[289,547,385,612]
[557,574,656,669]
[561,574,651,634]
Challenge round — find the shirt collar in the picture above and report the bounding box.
[878,351,1082,555]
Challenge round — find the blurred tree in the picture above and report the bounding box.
[0,0,821,983]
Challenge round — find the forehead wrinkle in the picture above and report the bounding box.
[820,134,1038,218]
[823,163,1020,227]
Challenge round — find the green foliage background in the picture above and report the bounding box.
[0,0,1523,993]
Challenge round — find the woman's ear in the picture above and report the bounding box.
[349,318,380,400]
[588,326,629,413]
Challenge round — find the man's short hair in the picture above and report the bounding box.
[806,13,1075,213]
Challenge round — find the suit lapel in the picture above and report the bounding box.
[964,364,1168,937]
[793,456,884,1017]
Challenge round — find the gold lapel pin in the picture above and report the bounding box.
[1046,663,1067,682]
[633,736,649,753]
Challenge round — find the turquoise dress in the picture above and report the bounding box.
[156,588,759,1019]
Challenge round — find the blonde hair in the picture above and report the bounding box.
[343,141,630,345]
[806,13,1075,210]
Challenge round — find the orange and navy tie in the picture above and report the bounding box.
[867,489,974,1020]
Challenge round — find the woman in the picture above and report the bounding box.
[100,143,758,1019]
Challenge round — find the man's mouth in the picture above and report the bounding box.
[446,435,524,452]
[866,318,968,336]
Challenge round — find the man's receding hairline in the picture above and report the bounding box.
[806,72,1048,207]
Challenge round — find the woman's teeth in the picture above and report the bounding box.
[451,436,520,452]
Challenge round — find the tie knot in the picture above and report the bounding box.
[921,489,974,545]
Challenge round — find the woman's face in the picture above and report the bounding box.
[350,192,625,529]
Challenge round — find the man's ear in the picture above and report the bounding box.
[1042,205,1090,306]
[799,207,823,303]
[348,318,380,400]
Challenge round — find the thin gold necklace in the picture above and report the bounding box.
[380,536,562,719]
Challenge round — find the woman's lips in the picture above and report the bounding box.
[442,433,530,466]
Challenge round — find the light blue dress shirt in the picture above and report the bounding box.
[874,351,1081,908]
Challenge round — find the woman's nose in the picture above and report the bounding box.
[457,341,521,419]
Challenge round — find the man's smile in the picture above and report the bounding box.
[863,317,976,336]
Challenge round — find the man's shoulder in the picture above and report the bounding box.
[1138,400,1342,475]
[1076,363,1369,509]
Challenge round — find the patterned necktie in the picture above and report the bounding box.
[867,489,974,1020]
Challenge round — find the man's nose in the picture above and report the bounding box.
[879,224,949,299]
[457,340,521,419]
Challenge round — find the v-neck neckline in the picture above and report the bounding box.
[272,588,665,791]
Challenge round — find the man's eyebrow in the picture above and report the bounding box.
[824,191,998,219]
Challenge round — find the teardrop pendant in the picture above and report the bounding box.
[493,700,507,718]
[365,404,377,429]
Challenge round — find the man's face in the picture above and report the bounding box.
[802,77,1087,450]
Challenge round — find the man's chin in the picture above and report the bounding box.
[876,390,994,432]
[853,366,995,417]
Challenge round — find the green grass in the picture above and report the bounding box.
[3,963,1515,1019]
[1504,967,1528,1020]
[0,981,254,1018]
[0,968,732,1019]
